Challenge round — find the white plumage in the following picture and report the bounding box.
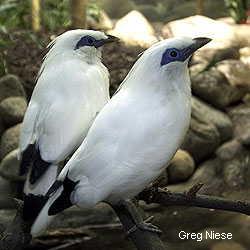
[19,30,115,220]
[31,36,211,236]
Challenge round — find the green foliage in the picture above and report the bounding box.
[0,0,30,29]
[0,26,12,76]
[87,1,101,22]
[225,0,248,23]
[0,0,101,32]
[42,0,71,31]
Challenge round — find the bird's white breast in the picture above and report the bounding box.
[69,76,191,204]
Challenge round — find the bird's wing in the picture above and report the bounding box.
[36,62,109,163]
[19,102,39,154]
[20,58,109,164]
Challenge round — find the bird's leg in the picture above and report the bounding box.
[115,199,162,235]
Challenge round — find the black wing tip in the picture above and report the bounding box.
[29,148,51,185]
[48,198,73,216]
[20,144,51,185]
[23,194,48,222]
[47,177,79,216]
[19,144,36,176]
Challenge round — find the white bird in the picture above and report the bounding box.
[31,36,211,236]
[19,29,118,222]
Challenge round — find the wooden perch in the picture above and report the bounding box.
[112,200,166,250]
[138,183,250,216]
[2,183,250,250]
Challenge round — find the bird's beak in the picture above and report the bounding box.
[94,35,119,48]
[103,34,120,44]
[182,37,211,60]
[192,37,212,51]
[189,37,212,54]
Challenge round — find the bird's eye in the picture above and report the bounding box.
[169,50,178,57]
[87,37,94,44]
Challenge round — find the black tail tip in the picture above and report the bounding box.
[23,194,48,222]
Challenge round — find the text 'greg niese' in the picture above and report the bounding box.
[178,230,233,242]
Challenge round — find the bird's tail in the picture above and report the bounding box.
[22,164,59,223]
[31,184,63,237]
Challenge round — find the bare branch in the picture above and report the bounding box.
[2,183,250,250]
[111,201,166,250]
[139,184,250,216]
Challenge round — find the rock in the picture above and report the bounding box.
[216,59,250,90]
[191,97,233,142]
[192,46,240,67]
[182,118,220,162]
[110,10,158,47]
[163,15,236,50]
[223,158,246,188]
[211,241,246,250]
[239,132,250,146]
[216,139,242,161]
[191,67,245,109]
[228,104,250,140]
[0,209,16,232]
[0,74,26,103]
[243,93,250,105]
[240,47,250,67]
[0,124,21,160]
[167,150,195,183]
[0,177,14,201]
[136,3,167,22]
[100,0,135,19]
[233,23,250,47]
[218,17,250,46]
[218,141,250,189]
[0,117,4,138]
[0,97,27,127]
[0,149,20,180]
[168,158,222,195]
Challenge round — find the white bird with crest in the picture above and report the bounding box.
[31,36,211,236]
[19,29,118,222]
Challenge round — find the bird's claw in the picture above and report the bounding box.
[127,216,162,235]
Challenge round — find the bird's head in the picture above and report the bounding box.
[159,37,211,67]
[120,37,211,95]
[47,29,119,59]
[125,37,211,92]
[144,37,211,73]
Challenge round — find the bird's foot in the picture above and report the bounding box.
[127,215,162,235]
[158,187,171,195]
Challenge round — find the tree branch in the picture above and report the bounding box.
[2,183,250,250]
[138,184,250,216]
[111,201,166,250]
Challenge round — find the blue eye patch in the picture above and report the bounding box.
[75,35,106,50]
[161,46,195,66]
